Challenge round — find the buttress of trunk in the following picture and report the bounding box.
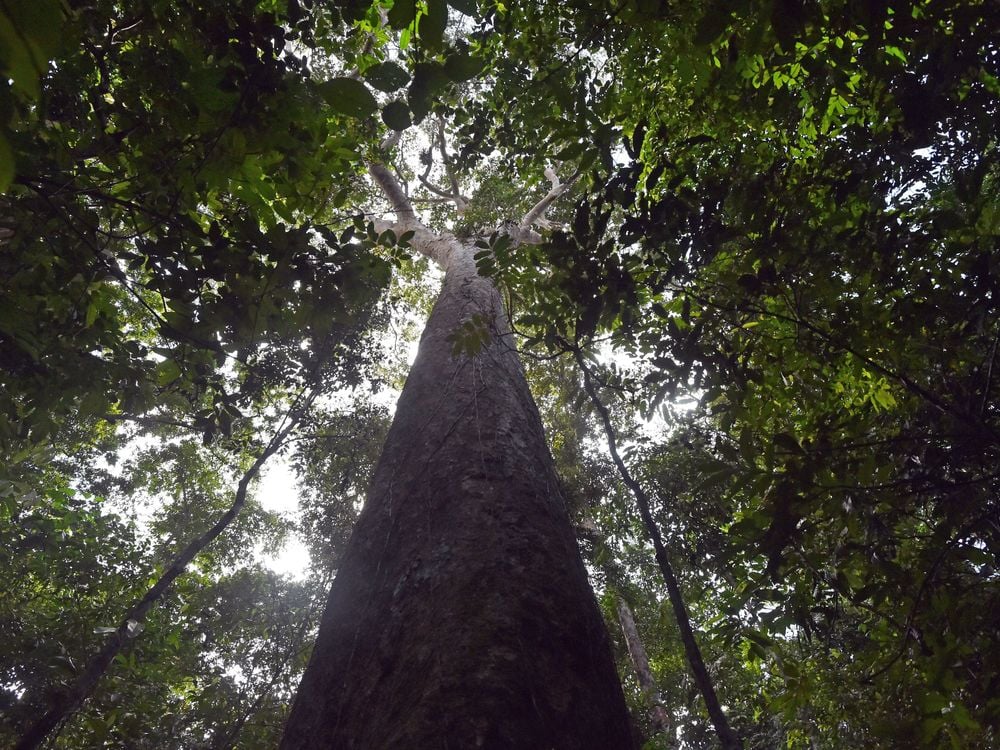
[281,246,634,749]
[616,596,672,740]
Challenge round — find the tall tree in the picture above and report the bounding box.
[4,0,999,747]
[280,137,634,745]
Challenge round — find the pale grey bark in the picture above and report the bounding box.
[508,166,578,246]
[616,596,673,739]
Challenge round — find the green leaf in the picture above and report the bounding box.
[771,0,807,52]
[694,1,733,46]
[419,0,448,51]
[317,78,378,119]
[85,299,100,327]
[963,546,993,567]
[387,0,417,29]
[698,464,737,491]
[555,142,585,161]
[738,427,755,462]
[381,100,412,131]
[155,359,182,386]
[408,62,449,123]
[949,702,980,731]
[447,0,477,14]
[365,62,410,92]
[773,432,803,455]
[443,52,483,82]
[336,0,368,23]
[0,0,64,98]
[0,133,13,193]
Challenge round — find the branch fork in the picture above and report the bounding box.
[369,125,580,267]
[508,164,580,245]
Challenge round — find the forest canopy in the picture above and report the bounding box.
[1,0,998,748]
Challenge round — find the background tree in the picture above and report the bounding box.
[2,0,393,746]
[2,0,998,748]
[478,0,999,746]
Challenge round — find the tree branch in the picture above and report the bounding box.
[367,133,461,268]
[379,129,403,153]
[435,117,468,213]
[572,348,742,750]
[368,160,418,227]
[509,166,580,245]
[518,167,580,234]
[616,595,672,738]
[414,118,469,214]
[15,390,316,750]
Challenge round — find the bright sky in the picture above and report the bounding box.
[255,329,423,579]
[256,460,312,579]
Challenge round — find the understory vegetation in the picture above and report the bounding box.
[1,0,997,747]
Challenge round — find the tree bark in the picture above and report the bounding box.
[281,244,634,749]
[616,596,672,739]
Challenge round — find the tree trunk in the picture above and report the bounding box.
[616,596,672,739]
[281,244,634,749]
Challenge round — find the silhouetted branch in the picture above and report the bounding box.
[15,389,316,750]
[572,348,742,750]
